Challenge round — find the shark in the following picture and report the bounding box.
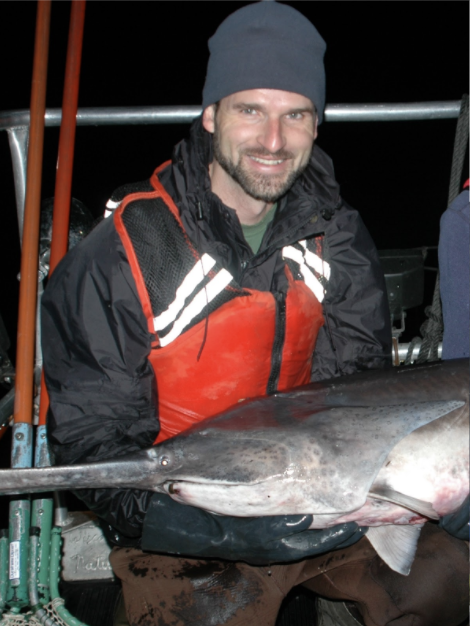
[1,359,468,575]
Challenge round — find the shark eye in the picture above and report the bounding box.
[160,456,171,467]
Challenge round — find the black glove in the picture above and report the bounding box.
[141,493,367,564]
[438,496,469,540]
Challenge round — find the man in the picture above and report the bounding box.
[42,3,468,625]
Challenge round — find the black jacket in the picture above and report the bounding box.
[42,117,392,540]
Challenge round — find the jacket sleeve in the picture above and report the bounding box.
[311,203,392,381]
[438,190,470,360]
[42,217,159,539]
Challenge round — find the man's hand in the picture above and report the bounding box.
[141,493,367,564]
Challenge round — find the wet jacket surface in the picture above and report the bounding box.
[42,117,392,541]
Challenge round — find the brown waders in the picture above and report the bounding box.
[110,523,469,626]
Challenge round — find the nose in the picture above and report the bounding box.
[257,117,286,154]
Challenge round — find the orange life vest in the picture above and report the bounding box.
[114,166,325,442]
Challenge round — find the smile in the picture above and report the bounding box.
[249,156,286,166]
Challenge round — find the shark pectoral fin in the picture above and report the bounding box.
[366,524,424,576]
[369,487,439,520]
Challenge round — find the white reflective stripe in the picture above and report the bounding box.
[298,240,331,280]
[153,254,217,331]
[106,199,120,209]
[282,245,304,267]
[282,246,325,302]
[159,269,233,347]
[104,209,113,218]
[300,265,325,303]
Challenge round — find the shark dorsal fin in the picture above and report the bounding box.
[366,524,424,575]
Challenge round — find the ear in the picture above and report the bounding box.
[202,105,216,134]
[313,114,319,140]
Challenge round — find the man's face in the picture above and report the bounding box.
[203,89,318,204]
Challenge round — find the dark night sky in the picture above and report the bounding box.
[0,0,468,345]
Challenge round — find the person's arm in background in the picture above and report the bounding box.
[438,188,470,360]
[437,187,469,541]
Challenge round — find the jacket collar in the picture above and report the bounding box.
[165,116,343,259]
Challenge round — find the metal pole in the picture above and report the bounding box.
[12,0,51,432]
[38,0,86,430]
[0,101,462,132]
[6,127,29,239]
[0,102,462,228]
[8,6,51,610]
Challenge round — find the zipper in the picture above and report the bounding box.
[266,293,287,395]
[251,213,322,268]
[239,206,328,276]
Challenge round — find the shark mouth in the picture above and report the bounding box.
[163,478,302,517]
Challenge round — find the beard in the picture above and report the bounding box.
[212,124,311,203]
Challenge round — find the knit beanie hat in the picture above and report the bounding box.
[202,2,327,123]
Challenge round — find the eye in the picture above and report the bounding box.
[287,112,303,120]
[242,108,257,115]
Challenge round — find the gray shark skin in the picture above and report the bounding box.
[1,359,468,575]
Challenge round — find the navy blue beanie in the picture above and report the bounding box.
[202,2,327,123]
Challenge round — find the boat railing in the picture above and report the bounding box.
[0,101,461,236]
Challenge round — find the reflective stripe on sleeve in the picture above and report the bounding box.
[282,246,326,302]
[298,240,331,280]
[104,199,121,219]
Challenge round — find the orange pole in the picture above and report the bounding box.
[49,0,87,273]
[13,0,51,426]
[38,0,86,427]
